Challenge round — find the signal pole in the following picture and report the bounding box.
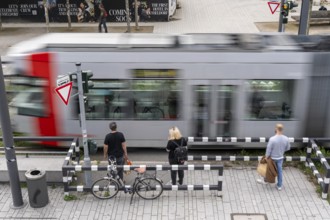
[75,63,92,188]
[0,57,26,209]
[278,0,285,32]
[298,0,312,35]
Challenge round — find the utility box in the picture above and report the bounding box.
[25,169,49,208]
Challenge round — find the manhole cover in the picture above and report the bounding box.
[231,213,268,220]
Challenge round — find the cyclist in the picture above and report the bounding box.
[104,122,129,181]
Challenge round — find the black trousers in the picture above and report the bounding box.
[169,158,184,185]
[108,156,124,180]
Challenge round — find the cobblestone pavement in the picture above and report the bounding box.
[0,167,329,220]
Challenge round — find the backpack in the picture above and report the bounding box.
[172,138,188,163]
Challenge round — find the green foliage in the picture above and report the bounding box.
[20,182,27,188]
[64,194,78,201]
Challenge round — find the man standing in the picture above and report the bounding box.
[104,122,128,180]
[259,124,290,190]
[98,4,108,33]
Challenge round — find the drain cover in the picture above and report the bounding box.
[231,213,268,220]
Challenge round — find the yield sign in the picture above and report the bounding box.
[268,2,280,14]
[55,82,72,105]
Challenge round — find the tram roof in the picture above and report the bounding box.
[6,33,330,56]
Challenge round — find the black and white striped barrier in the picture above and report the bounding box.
[187,137,310,143]
[62,138,80,167]
[187,155,308,162]
[306,139,330,199]
[62,138,80,193]
[62,164,223,197]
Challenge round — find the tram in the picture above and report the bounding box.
[5,33,330,147]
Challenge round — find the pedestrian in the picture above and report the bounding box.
[104,122,128,181]
[257,123,290,190]
[98,4,108,33]
[166,126,187,185]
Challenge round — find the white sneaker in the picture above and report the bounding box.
[276,185,282,191]
[257,179,268,185]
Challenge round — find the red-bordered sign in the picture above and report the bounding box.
[268,2,280,14]
[55,82,72,105]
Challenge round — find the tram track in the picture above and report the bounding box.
[0,147,68,157]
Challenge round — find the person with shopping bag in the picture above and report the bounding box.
[257,124,290,190]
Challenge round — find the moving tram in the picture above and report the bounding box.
[5,33,330,148]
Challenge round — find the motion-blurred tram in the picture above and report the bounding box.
[4,33,330,147]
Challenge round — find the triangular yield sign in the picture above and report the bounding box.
[55,82,72,105]
[268,2,280,14]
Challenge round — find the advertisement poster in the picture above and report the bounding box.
[0,0,171,22]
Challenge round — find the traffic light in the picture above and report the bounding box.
[288,1,298,10]
[281,2,289,17]
[82,70,94,93]
[69,72,78,88]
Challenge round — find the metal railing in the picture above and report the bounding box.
[187,136,330,200]
[62,142,223,196]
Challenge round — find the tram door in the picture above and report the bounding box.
[192,85,211,137]
[215,85,236,137]
[190,81,237,138]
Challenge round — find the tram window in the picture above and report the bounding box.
[77,80,133,120]
[8,76,47,117]
[246,80,294,120]
[131,79,180,120]
[80,79,180,120]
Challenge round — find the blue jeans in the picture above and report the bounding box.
[98,18,108,33]
[273,158,284,187]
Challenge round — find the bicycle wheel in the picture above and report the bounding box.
[135,178,163,200]
[144,107,164,119]
[91,178,120,199]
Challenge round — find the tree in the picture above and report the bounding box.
[43,0,50,32]
[135,0,139,30]
[125,0,131,32]
[66,0,72,30]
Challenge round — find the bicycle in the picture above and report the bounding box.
[91,156,164,204]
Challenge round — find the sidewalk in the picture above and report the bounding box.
[0,166,329,220]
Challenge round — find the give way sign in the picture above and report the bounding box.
[268,2,280,14]
[55,82,72,105]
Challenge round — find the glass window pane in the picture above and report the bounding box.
[79,76,181,121]
[78,80,132,120]
[132,79,180,120]
[246,80,294,120]
[8,76,47,117]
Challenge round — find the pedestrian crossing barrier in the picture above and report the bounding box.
[187,136,330,200]
[62,153,223,196]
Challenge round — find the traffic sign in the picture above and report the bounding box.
[55,82,72,105]
[268,2,280,14]
[57,75,70,87]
